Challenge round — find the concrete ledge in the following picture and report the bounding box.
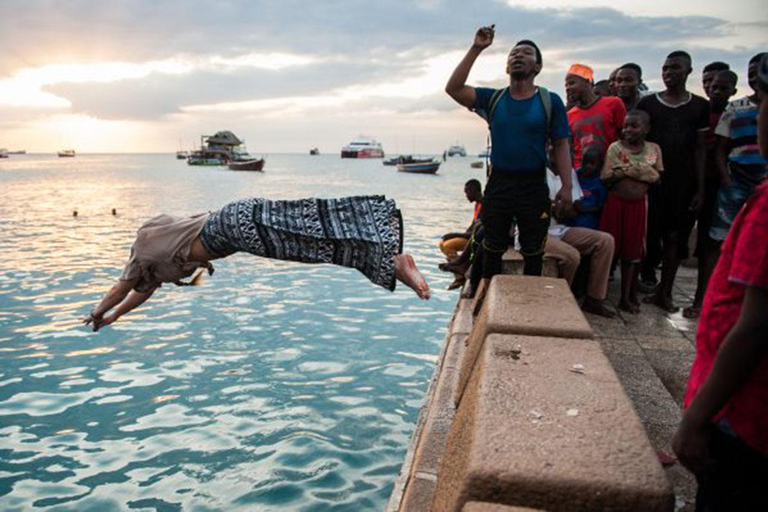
[434,334,674,512]
[464,503,545,512]
[502,248,558,277]
[456,275,593,407]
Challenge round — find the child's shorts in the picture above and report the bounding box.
[599,192,647,262]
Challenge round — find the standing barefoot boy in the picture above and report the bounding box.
[600,110,663,312]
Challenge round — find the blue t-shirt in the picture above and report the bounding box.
[567,171,606,230]
[473,87,570,174]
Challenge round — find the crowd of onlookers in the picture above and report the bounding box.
[443,26,768,509]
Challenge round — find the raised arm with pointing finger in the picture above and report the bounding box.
[445,25,495,108]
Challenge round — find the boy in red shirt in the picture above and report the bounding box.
[673,60,768,510]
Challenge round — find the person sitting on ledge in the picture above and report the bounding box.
[438,179,483,290]
[84,196,430,332]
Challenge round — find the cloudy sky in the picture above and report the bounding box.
[0,0,765,154]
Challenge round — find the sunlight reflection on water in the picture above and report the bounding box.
[0,153,483,510]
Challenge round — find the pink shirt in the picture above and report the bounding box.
[684,181,768,456]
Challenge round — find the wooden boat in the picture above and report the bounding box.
[188,154,224,166]
[58,149,76,157]
[384,155,432,166]
[397,160,440,174]
[228,158,265,171]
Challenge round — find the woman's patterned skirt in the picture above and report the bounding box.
[199,196,403,290]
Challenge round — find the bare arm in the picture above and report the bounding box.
[673,286,768,475]
[445,26,494,109]
[84,278,135,325]
[552,138,573,207]
[94,288,157,331]
[715,135,730,187]
[689,131,707,212]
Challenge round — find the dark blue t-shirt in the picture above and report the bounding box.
[473,87,570,174]
[567,171,607,230]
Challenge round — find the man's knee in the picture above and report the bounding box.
[595,232,615,256]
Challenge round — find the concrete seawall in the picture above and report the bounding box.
[388,252,700,511]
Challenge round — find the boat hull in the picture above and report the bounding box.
[188,158,224,166]
[227,159,265,171]
[397,161,440,174]
[341,148,384,158]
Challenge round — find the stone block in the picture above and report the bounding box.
[411,364,459,476]
[463,503,545,512]
[501,248,558,278]
[433,334,673,512]
[456,275,593,406]
[401,473,437,512]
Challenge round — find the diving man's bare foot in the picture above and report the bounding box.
[394,254,431,299]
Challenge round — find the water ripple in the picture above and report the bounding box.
[0,154,474,510]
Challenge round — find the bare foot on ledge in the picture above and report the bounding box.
[394,254,431,299]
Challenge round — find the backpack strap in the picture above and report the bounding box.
[487,87,508,127]
[538,86,552,138]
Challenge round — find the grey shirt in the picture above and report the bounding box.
[121,213,211,292]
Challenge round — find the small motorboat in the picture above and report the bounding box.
[176,150,188,160]
[58,149,76,157]
[228,158,265,171]
[397,159,440,174]
[446,144,467,157]
[309,147,320,155]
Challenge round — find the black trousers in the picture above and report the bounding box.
[695,427,768,511]
[481,171,550,279]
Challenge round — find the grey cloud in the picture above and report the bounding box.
[42,56,429,119]
[3,1,765,120]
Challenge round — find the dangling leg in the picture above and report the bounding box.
[394,254,431,299]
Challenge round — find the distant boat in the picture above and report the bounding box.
[188,130,242,166]
[0,148,8,158]
[470,161,485,169]
[446,145,467,157]
[341,136,384,158]
[176,150,188,160]
[228,158,265,172]
[397,159,441,174]
[188,155,225,166]
[309,147,320,155]
[58,149,76,157]
[384,155,432,166]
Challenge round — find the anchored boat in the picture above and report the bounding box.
[397,159,441,174]
[341,136,384,158]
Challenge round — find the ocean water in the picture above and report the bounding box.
[0,153,481,511]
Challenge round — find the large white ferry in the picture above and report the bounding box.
[340,136,385,159]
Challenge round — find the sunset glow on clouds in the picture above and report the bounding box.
[0,0,764,153]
